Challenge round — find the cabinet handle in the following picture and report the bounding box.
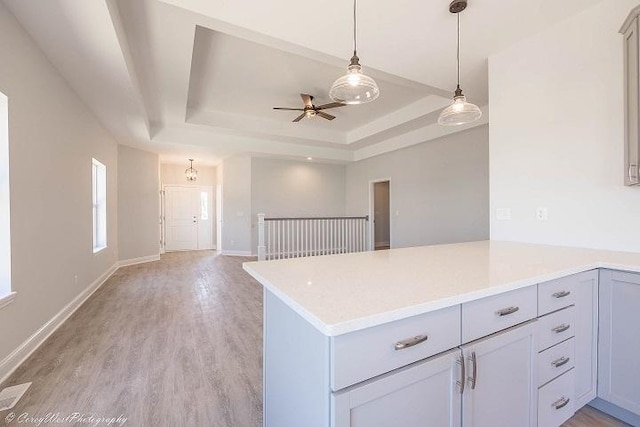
[552,324,571,334]
[552,290,571,298]
[468,351,477,390]
[551,356,570,368]
[629,164,639,183]
[496,306,519,317]
[457,354,466,394]
[552,397,570,410]
[394,334,428,351]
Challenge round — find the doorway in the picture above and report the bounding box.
[163,185,214,251]
[370,180,391,250]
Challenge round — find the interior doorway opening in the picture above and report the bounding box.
[370,180,391,251]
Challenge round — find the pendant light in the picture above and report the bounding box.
[185,159,198,182]
[438,0,482,126]
[329,0,379,105]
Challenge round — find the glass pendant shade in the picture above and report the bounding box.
[185,159,198,182]
[329,61,379,105]
[438,92,482,126]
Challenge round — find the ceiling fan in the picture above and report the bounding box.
[273,94,346,122]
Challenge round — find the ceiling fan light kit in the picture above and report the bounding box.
[329,0,379,105]
[438,0,482,127]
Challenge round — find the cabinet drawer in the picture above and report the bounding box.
[538,338,575,387]
[461,286,537,343]
[538,275,578,316]
[538,369,575,427]
[331,305,461,390]
[537,306,575,352]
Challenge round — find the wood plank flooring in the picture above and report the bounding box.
[0,251,630,426]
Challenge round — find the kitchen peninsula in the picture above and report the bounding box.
[243,240,640,427]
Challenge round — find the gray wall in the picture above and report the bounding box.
[346,125,490,248]
[221,156,252,255]
[118,146,159,261]
[250,157,347,254]
[0,2,118,376]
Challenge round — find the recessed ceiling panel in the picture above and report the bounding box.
[187,26,436,133]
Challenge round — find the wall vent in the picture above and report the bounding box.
[0,382,31,411]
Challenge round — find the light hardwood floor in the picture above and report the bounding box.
[0,251,629,426]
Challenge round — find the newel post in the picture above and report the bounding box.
[257,213,266,261]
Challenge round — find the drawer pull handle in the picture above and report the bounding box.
[552,290,571,298]
[496,306,519,317]
[552,356,570,368]
[552,324,571,334]
[552,397,570,410]
[394,334,428,351]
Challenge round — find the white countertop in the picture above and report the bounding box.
[242,241,640,337]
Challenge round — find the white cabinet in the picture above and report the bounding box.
[572,270,598,408]
[461,322,537,427]
[598,270,640,416]
[333,322,536,427]
[332,349,462,427]
[621,6,640,186]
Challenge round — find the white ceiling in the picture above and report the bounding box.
[3,0,603,165]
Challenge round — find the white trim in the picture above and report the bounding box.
[0,263,118,385]
[0,292,16,310]
[118,254,160,268]
[221,250,253,257]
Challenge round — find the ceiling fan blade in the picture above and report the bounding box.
[274,107,305,111]
[300,94,314,108]
[317,111,336,121]
[316,102,346,110]
[292,113,306,122]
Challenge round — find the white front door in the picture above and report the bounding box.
[165,186,213,251]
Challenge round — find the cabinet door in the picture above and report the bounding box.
[573,270,598,409]
[332,349,462,427]
[461,322,537,427]
[598,270,640,415]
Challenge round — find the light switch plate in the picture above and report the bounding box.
[496,208,511,221]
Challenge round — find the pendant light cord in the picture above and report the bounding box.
[456,12,460,88]
[353,0,358,56]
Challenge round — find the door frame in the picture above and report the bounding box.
[368,178,392,251]
[161,184,214,251]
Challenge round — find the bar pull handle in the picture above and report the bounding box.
[552,356,570,368]
[394,334,428,351]
[552,324,571,334]
[496,306,519,317]
[468,351,477,390]
[552,397,570,410]
[629,164,639,183]
[457,354,466,394]
[552,290,571,298]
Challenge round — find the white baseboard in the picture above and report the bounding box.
[118,254,160,267]
[221,250,253,257]
[0,262,119,385]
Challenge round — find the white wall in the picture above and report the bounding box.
[0,2,118,377]
[250,157,346,254]
[489,0,640,252]
[118,146,159,261]
[346,125,490,248]
[221,156,252,255]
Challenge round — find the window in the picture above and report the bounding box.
[92,158,107,253]
[0,91,13,307]
[200,191,209,220]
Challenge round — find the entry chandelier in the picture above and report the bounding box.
[438,0,482,126]
[185,158,198,182]
[329,0,379,105]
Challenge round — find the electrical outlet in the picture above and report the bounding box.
[536,207,548,221]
